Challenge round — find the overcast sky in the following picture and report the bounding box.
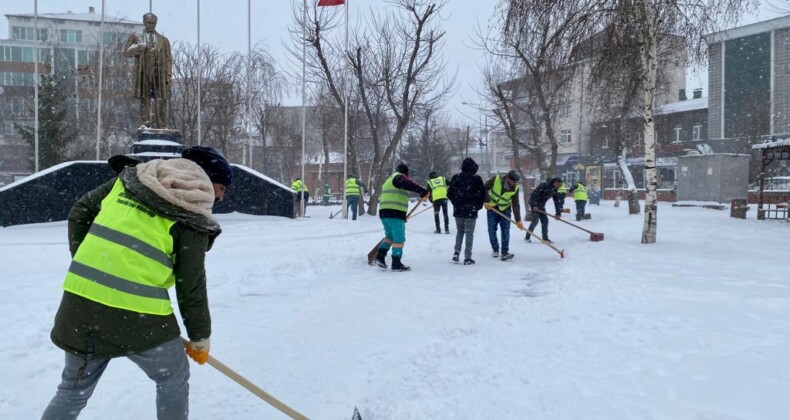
[1,1,786,127]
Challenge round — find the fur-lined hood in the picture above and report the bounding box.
[120,158,220,234]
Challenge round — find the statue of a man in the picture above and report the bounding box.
[124,13,172,129]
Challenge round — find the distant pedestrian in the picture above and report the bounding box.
[291,177,309,217]
[344,174,368,220]
[374,163,430,272]
[484,170,524,261]
[447,158,485,265]
[427,170,450,234]
[525,177,564,243]
[570,181,588,221]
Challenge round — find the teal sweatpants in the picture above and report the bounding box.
[378,217,406,257]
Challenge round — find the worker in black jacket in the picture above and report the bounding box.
[525,177,563,243]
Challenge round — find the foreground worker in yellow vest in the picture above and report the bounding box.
[427,170,450,234]
[484,170,524,261]
[42,146,232,420]
[374,163,430,271]
[570,181,588,221]
[291,177,310,217]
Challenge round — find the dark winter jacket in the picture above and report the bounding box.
[529,181,564,216]
[484,174,522,222]
[447,158,485,219]
[50,166,220,359]
[379,173,429,220]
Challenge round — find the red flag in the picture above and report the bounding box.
[318,0,345,6]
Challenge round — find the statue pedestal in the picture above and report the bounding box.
[131,127,184,156]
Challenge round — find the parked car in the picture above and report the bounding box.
[748,176,790,191]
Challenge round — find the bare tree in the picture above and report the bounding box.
[481,61,546,214]
[292,0,453,214]
[490,0,595,178]
[591,0,756,243]
[584,26,674,215]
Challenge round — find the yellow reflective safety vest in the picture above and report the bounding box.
[558,182,568,195]
[573,183,588,201]
[345,178,360,196]
[487,174,519,211]
[379,172,410,212]
[292,179,307,192]
[428,176,448,201]
[63,180,177,315]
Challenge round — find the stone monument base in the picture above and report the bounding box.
[132,127,184,155]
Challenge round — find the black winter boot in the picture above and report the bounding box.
[391,256,411,272]
[375,248,388,269]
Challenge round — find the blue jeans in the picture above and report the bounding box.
[487,208,511,253]
[378,217,406,257]
[42,337,190,420]
[575,200,586,221]
[347,195,359,220]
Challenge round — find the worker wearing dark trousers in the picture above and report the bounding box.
[427,171,450,233]
[570,181,588,221]
[525,177,564,243]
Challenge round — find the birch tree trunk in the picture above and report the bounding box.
[638,0,659,243]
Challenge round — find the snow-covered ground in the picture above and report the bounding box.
[1,200,789,419]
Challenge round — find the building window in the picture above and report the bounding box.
[60,29,83,43]
[672,126,682,144]
[634,132,643,144]
[559,100,571,118]
[692,124,702,141]
[38,28,48,41]
[560,129,572,145]
[21,47,35,63]
[5,121,16,136]
[12,26,35,40]
[602,137,609,149]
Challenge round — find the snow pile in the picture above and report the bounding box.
[1,200,788,419]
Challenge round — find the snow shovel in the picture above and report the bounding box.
[366,198,426,265]
[181,338,309,420]
[534,208,604,242]
[488,207,564,259]
[329,209,342,219]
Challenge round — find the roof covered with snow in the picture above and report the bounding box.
[0,160,102,192]
[307,152,345,165]
[232,164,291,191]
[6,12,141,25]
[705,15,790,44]
[134,140,182,146]
[655,97,708,115]
[752,138,790,150]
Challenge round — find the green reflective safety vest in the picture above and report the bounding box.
[63,179,177,316]
[573,183,588,201]
[379,172,410,212]
[345,178,360,196]
[292,179,307,192]
[488,174,519,211]
[428,176,448,201]
[558,182,568,194]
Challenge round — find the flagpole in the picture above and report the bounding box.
[341,0,349,219]
[300,0,307,218]
[33,0,39,172]
[197,0,201,145]
[96,0,105,160]
[247,0,253,168]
